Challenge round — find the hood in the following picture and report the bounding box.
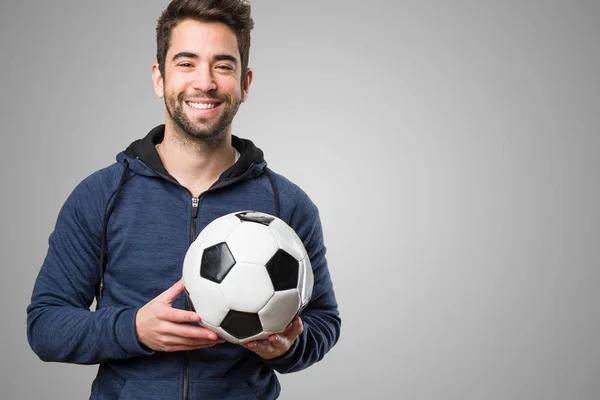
[117,124,266,184]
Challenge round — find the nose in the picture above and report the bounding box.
[191,65,217,92]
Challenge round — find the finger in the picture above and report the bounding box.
[268,334,282,344]
[281,317,303,338]
[281,317,300,333]
[159,307,200,324]
[246,337,276,349]
[155,279,185,304]
[293,318,303,335]
[161,334,224,347]
[243,339,262,349]
[166,323,221,341]
[245,340,271,351]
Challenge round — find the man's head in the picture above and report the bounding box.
[152,0,254,143]
[156,0,254,84]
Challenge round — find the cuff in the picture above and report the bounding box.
[115,307,155,357]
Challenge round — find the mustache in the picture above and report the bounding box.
[178,92,229,103]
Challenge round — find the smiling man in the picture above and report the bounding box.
[158,19,249,143]
[152,16,253,197]
[26,1,341,399]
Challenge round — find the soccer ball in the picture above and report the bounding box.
[182,211,314,344]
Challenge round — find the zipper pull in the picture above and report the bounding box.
[191,197,199,218]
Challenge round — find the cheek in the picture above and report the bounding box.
[164,76,188,95]
[216,77,242,97]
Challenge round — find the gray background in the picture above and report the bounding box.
[1,0,599,399]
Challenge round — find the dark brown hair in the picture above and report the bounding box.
[156,0,254,82]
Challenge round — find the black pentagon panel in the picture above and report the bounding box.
[235,211,275,226]
[221,310,263,339]
[265,249,299,291]
[200,243,236,283]
[183,287,196,313]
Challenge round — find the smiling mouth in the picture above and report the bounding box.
[186,101,221,110]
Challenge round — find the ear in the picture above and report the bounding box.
[241,67,253,103]
[151,63,164,98]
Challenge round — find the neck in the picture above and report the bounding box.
[157,120,237,197]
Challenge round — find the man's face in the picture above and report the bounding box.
[153,19,251,141]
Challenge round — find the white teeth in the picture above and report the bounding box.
[187,102,217,109]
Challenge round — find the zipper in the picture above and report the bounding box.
[190,197,199,240]
[184,196,199,400]
[131,157,256,400]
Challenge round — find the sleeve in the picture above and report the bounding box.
[265,191,342,373]
[26,174,153,365]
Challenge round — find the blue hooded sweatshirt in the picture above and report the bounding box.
[26,125,341,400]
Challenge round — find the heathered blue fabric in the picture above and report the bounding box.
[26,137,341,400]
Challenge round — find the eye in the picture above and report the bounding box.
[216,65,234,71]
[179,63,193,68]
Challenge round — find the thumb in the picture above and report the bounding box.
[284,317,303,337]
[155,279,185,304]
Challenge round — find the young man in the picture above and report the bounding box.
[26,1,341,399]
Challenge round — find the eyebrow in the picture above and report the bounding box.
[214,54,238,65]
[171,52,238,65]
[172,52,198,62]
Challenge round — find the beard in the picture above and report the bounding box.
[165,90,242,145]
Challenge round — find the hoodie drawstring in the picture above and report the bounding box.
[264,168,280,219]
[96,159,129,302]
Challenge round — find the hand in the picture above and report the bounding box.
[243,317,303,359]
[135,279,225,352]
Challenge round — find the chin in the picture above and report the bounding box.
[183,127,227,145]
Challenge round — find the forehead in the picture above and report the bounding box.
[168,19,240,59]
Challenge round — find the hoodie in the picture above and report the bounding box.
[26,125,341,400]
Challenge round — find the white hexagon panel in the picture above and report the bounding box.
[259,289,301,333]
[186,279,229,327]
[220,262,274,313]
[182,239,203,284]
[268,219,307,261]
[194,213,240,250]
[226,221,279,265]
[298,256,314,308]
